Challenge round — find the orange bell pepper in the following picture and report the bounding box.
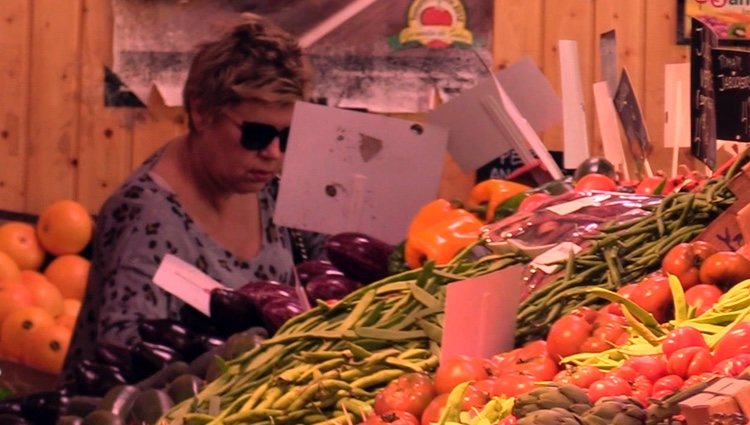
[407,199,455,237]
[404,208,483,269]
[468,179,531,222]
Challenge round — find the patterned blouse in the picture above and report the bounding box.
[61,147,326,381]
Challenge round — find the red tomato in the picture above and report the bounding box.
[625,355,669,383]
[628,273,672,323]
[662,327,709,358]
[499,341,559,381]
[667,346,714,378]
[588,376,632,402]
[433,355,488,394]
[364,411,420,425]
[604,284,641,316]
[651,374,684,399]
[579,336,611,354]
[419,387,488,425]
[575,174,618,192]
[498,416,517,425]
[631,375,653,407]
[608,365,639,382]
[684,284,723,317]
[517,193,553,213]
[712,353,750,377]
[636,176,675,196]
[492,373,537,398]
[546,314,593,360]
[699,251,750,290]
[662,242,718,289]
[681,372,720,389]
[553,366,605,389]
[713,322,750,363]
[374,373,437,417]
[471,379,496,399]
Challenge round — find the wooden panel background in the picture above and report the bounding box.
[0,0,693,214]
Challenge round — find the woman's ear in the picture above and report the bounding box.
[188,98,208,131]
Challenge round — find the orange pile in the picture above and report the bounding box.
[0,199,93,375]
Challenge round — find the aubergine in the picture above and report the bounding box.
[323,232,394,283]
[64,396,102,418]
[137,319,194,353]
[236,281,297,310]
[208,288,262,337]
[20,389,68,425]
[295,260,339,285]
[262,298,305,334]
[130,342,182,382]
[94,342,133,379]
[74,361,129,397]
[0,414,29,425]
[177,303,218,336]
[305,273,359,303]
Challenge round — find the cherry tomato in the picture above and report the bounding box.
[684,284,723,317]
[624,355,669,383]
[713,322,750,362]
[667,346,714,378]
[662,326,709,358]
[364,411,420,425]
[374,373,437,417]
[588,376,632,402]
[492,373,537,398]
[712,353,750,377]
[662,241,718,289]
[651,374,684,400]
[575,174,618,192]
[546,314,593,360]
[628,273,672,323]
[433,355,488,394]
[699,251,750,290]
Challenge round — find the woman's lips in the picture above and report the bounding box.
[247,170,273,182]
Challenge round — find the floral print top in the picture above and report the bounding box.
[61,147,326,381]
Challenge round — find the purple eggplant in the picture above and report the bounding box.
[74,360,129,396]
[324,232,394,284]
[262,298,305,334]
[237,281,297,310]
[305,273,360,303]
[295,260,340,285]
[130,341,182,382]
[209,287,262,337]
[94,342,133,379]
[138,319,194,353]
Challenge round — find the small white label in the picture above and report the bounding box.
[546,194,611,216]
[152,254,224,316]
[530,242,583,274]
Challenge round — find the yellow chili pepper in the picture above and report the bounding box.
[468,179,531,222]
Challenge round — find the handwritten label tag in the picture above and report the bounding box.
[441,266,524,361]
[530,242,583,274]
[152,254,224,316]
[546,194,611,216]
[691,17,719,169]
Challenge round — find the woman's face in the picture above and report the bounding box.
[195,100,294,194]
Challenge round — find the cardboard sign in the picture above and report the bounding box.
[614,68,652,162]
[275,102,448,245]
[664,63,692,149]
[496,56,563,133]
[427,77,563,179]
[152,254,224,316]
[691,17,719,169]
[559,40,591,169]
[713,47,750,142]
[441,265,524,361]
[600,30,618,97]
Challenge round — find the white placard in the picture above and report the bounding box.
[152,254,224,316]
[664,63,691,149]
[275,102,448,245]
[593,81,631,181]
[559,40,591,169]
[497,56,563,133]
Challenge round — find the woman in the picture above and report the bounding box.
[62,14,326,380]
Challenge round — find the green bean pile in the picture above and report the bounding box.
[515,156,748,346]
[162,253,523,425]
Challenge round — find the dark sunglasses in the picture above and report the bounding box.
[225,114,290,153]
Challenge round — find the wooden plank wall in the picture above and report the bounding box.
[0,0,691,215]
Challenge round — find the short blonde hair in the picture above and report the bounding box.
[183,14,308,130]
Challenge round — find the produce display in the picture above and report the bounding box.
[6,151,750,425]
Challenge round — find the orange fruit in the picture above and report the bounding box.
[56,314,77,330]
[22,323,72,374]
[0,251,21,282]
[21,270,64,317]
[0,306,55,361]
[0,222,46,270]
[43,255,90,300]
[56,299,81,329]
[36,200,93,256]
[0,281,34,323]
